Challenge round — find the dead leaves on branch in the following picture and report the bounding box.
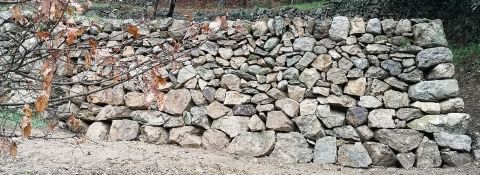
[127,24,140,39]
[0,138,17,159]
[21,104,33,139]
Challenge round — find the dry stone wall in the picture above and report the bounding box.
[4,14,477,168]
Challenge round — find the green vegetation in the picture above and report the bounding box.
[282,0,326,10]
[452,43,480,64]
[0,109,47,129]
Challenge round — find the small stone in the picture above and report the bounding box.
[337,142,372,168]
[313,136,337,164]
[416,47,453,69]
[288,85,306,102]
[374,129,424,153]
[202,129,231,150]
[350,17,366,35]
[366,18,382,35]
[383,90,410,108]
[293,37,316,52]
[224,91,251,105]
[130,110,170,126]
[315,105,345,128]
[275,98,300,118]
[270,132,313,163]
[139,126,169,144]
[355,125,374,141]
[86,122,109,141]
[363,142,397,167]
[358,96,383,108]
[413,20,448,48]
[415,137,442,168]
[220,74,241,91]
[411,101,440,114]
[396,108,423,121]
[169,126,203,148]
[125,92,147,109]
[177,65,197,85]
[164,89,192,115]
[346,107,368,127]
[266,111,295,132]
[311,54,333,72]
[441,151,473,167]
[219,48,233,59]
[433,132,471,151]
[329,16,350,41]
[407,113,470,134]
[211,116,249,138]
[299,99,318,116]
[368,109,395,128]
[397,152,416,169]
[189,107,210,129]
[248,115,266,131]
[427,63,455,79]
[109,120,140,141]
[334,125,360,141]
[226,131,276,157]
[299,68,321,88]
[293,115,325,140]
[440,98,464,113]
[326,68,348,84]
[322,95,357,108]
[408,79,459,101]
[96,105,132,121]
[343,78,367,96]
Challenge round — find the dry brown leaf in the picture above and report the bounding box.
[9,142,17,159]
[201,22,211,34]
[84,52,92,69]
[47,120,57,132]
[35,94,48,112]
[173,40,181,53]
[156,92,165,111]
[88,39,97,55]
[68,115,80,131]
[36,31,50,41]
[126,24,140,39]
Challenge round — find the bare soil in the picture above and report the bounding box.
[0,130,478,175]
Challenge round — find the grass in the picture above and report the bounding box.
[0,109,47,129]
[281,0,326,10]
[452,43,480,65]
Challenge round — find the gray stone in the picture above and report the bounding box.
[415,137,442,168]
[441,151,473,167]
[408,80,459,101]
[396,108,423,121]
[299,68,321,88]
[266,111,295,132]
[313,136,337,164]
[211,116,249,138]
[381,60,402,76]
[199,41,219,55]
[219,48,233,59]
[189,107,210,129]
[248,115,266,131]
[416,47,453,69]
[86,122,109,141]
[326,68,348,85]
[397,152,416,169]
[384,77,409,91]
[411,101,441,114]
[267,88,287,100]
[283,67,300,80]
[395,19,412,35]
[337,142,372,168]
[220,74,241,91]
[440,98,464,113]
[368,109,396,129]
[322,95,357,108]
[358,96,383,108]
[226,131,276,157]
[293,115,325,140]
[293,37,316,52]
[427,63,455,80]
[125,92,147,109]
[252,21,269,37]
[139,126,169,144]
[363,142,397,167]
[202,129,231,150]
[169,126,203,148]
[264,37,280,51]
[381,19,397,36]
[295,52,317,70]
[130,110,170,126]
[365,67,388,79]
[433,132,471,151]
[346,107,368,127]
[315,105,345,128]
[288,85,306,102]
[398,69,424,83]
[383,90,410,108]
[344,78,367,96]
[169,20,190,39]
[299,99,318,116]
[164,89,192,115]
[311,54,333,72]
[413,21,448,48]
[334,125,360,141]
[366,44,390,54]
[355,125,374,142]
[206,101,231,119]
[96,105,132,121]
[366,18,382,35]
[271,132,313,163]
[232,104,257,116]
[329,16,350,41]
[177,65,197,85]
[474,150,480,160]
[190,90,207,106]
[109,120,140,141]
[350,17,366,35]
[366,79,390,96]
[224,91,251,105]
[407,113,470,134]
[164,116,184,128]
[275,98,299,118]
[374,129,424,153]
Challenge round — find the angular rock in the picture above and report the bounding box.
[311,54,333,72]
[206,101,231,119]
[383,90,410,108]
[334,125,360,141]
[299,99,318,116]
[232,104,257,116]
[299,68,321,88]
[321,95,357,108]
[440,98,464,113]
[109,120,140,141]
[220,74,241,91]
[396,108,423,121]
[86,122,110,141]
[130,110,170,126]
[164,89,192,115]
[275,98,300,117]
[416,47,453,69]
[271,132,313,163]
[139,126,169,144]
[356,125,374,142]
[350,17,366,35]
[366,18,382,35]
[266,111,295,132]
[358,96,383,108]
[199,41,219,55]
[326,68,348,85]
[315,105,345,128]
[169,126,203,148]
[293,37,316,52]
[344,77,366,96]
[441,151,473,167]
[177,65,197,84]
[413,21,448,48]
[368,109,395,129]
[415,137,442,168]
[293,115,325,140]
[397,152,416,169]
[189,107,210,129]
[248,115,266,131]
[433,132,471,151]
[224,91,251,105]
[407,113,470,134]
[337,142,372,168]
[96,105,132,121]
[427,63,455,79]
[411,101,440,114]
[346,107,368,127]
[313,136,337,164]
[363,142,397,167]
[226,131,276,157]
[408,80,459,101]
[374,129,424,153]
[125,92,147,109]
[202,129,231,150]
[211,116,249,138]
[329,16,350,41]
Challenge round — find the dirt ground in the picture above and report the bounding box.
[0,131,479,175]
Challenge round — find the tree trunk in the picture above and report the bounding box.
[153,0,160,17]
[167,0,176,17]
